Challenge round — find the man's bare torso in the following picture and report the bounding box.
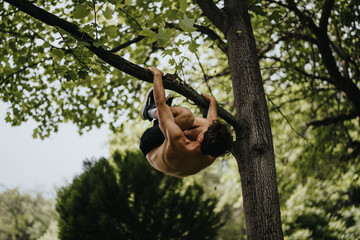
[146,118,214,177]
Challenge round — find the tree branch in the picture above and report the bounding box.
[118,7,143,30]
[307,111,359,128]
[196,0,227,33]
[265,56,333,83]
[110,35,145,53]
[5,0,239,129]
[0,60,47,86]
[194,24,228,55]
[331,22,359,81]
[285,0,360,113]
[258,32,317,59]
[110,24,228,55]
[266,93,311,145]
[0,29,35,39]
[319,0,335,32]
[285,0,318,32]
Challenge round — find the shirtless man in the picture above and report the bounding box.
[139,67,232,177]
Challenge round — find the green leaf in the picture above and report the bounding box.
[55,66,67,74]
[78,71,88,79]
[156,24,172,47]
[139,28,155,37]
[32,128,39,139]
[103,6,113,19]
[179,0,187,12]
[5,113,11,123]
[139,28,157,43]
[148,12,155,21]
[188,41,200,53]
[65,71,77,81]
[52,48,64,60]
[161,49,177,57]
[63,80,75,88]
[250,5,266,16]
[165,9,179,21]
[168,58,176,66]
[179,14,196,33]
[269,11,282,22]
[103,26,118,38]
[93,42,108,50]
[78,41,91,47]
[73,5,91,19]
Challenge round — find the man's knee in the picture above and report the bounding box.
[171,107,194,130]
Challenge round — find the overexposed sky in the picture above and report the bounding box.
[0,103,110,197]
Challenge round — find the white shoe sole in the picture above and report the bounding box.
[140,88,154,120]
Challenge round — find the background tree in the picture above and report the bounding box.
[0,187,58,240]
[251,0,360,167]
[247,1,360,238]
[56,151,223,240]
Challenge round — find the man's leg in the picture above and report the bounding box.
[141,88,194,131]
[169,106,195,131]
[140,88,173,120]
[149,106,194,130]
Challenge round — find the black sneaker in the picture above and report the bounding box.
[153,94,174,126]
[165,94,174,106]
[140,88,155,121]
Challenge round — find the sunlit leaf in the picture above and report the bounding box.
[73,5,91,19]
[179,14,196,32]
[103,6,113,19]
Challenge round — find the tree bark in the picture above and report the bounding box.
[224,0,283,239]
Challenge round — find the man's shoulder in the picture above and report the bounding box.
[195,117,212,125]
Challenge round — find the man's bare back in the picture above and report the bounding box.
[139,67,232,177]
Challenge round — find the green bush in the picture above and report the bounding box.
[56,151,223,240]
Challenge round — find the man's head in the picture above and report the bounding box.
[200,121,232,157]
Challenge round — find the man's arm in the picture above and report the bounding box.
[147,67,184,141]
[202,93,218,122]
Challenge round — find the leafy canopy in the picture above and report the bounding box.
[0,0,230,139]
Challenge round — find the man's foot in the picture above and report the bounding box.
[153,94,174,126]
[140,88,155,121]
[141,88,175,121]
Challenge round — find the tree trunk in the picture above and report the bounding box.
[225,0,284,239]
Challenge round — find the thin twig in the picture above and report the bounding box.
[59,32,89,68]
[194,51,213,95]
[118,7,142,30]
[266,93,313,146]
[0,60,46,86]
[92,0,98,40]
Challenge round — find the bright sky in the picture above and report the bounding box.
[0,102,110,197]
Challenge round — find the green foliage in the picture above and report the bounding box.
[0,0,228,139]
[0,188,58,240]
[185,157,247,240]
[281,167,360,239]
[56,151,223,239]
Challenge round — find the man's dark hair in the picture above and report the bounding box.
[200,121,232,157]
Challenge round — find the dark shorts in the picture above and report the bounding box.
[140,125,165,156]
